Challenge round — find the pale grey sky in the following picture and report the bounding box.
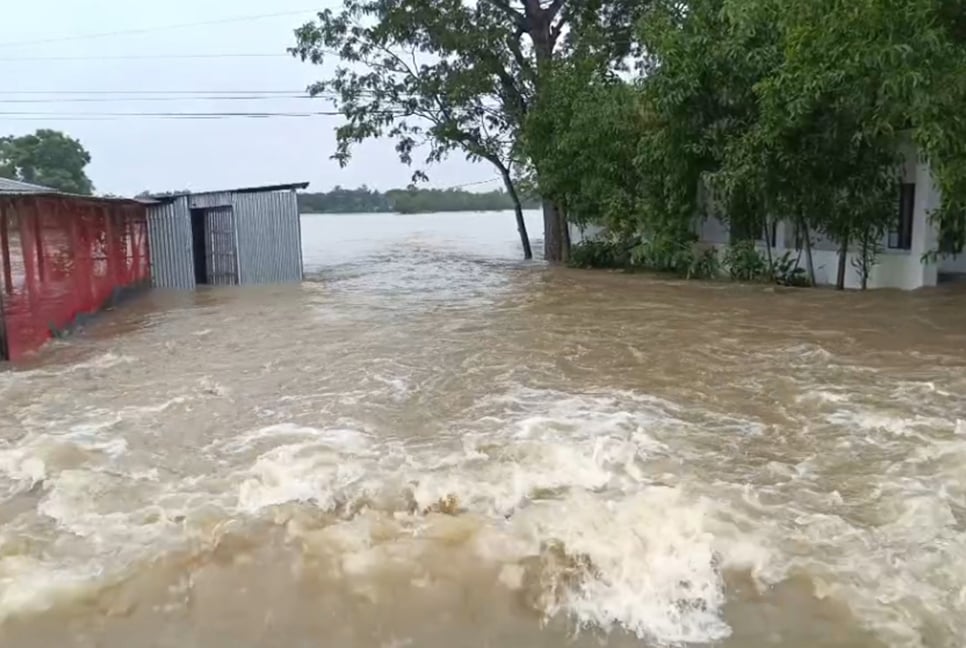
[0,0,490,195]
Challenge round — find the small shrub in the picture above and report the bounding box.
[631,231,697,275]
[723,240,768,281]
[568,240,630,269]
[688,247,721,280]
[772,251,810,286]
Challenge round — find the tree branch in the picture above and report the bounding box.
[546,0,566,19]
[549,5,571,45]
[481,0,527,30]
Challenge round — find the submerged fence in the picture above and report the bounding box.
[0,196,150,361]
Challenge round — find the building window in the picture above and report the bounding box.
[889,183,915,250]
[730,218,776,247]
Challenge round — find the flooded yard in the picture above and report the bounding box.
[2,210,966,647]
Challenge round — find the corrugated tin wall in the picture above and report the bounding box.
[146,189,302,290]
[146,197,195,289]
[204,206,239,285]
[233,190,303,284]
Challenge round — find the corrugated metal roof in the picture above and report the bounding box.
[0,177,56,193]
[147,182,310,201]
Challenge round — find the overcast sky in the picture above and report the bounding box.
[0,0,490,196]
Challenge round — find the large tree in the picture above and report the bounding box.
[0,129,94,195]
[292,0,644,262]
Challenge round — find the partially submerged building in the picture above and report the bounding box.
[695,141,966,290]
[0,178,150,361]
[0,179,310,361]
[146,183,308,289]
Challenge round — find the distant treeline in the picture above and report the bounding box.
[297,185,541,214]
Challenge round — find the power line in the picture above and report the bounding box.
[0,90,307,95]
[0,95,320,103]
[0,9,319,49]
[0,111,331,117]
[445,177,502,189]
[0,116,310,121]
[0,53,290,61]
[0,110,402,119]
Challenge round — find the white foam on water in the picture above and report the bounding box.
[236,436,374,513]
[827,409,954,440]
[215,423,371,456]
[0,421,127,499]
[4,377,964,648]
[242,388,755,645]
[0,556,105,621]
[512,487,733,645]
[24,352,137,377]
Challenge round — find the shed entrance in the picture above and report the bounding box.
[190,206,238,285]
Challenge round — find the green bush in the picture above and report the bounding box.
[688,247,721,280]
[772,251,810,286]
[568,240,631,269]
[723,240,768,281]
[631,231,696,275]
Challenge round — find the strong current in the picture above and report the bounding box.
[2,210,965,648]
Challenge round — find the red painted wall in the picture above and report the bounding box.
[0,196,150,361]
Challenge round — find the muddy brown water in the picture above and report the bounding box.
[2,211,966,648]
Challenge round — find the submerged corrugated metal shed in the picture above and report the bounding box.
[145,182,308,289]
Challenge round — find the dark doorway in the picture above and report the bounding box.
[190,208,208,285]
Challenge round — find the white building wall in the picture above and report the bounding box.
[697,140,945,290]
[570,222,605,244]
[940,254,966,274]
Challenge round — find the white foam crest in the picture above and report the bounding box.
[0,428,126,499]
[23,352,137,377]
[120,396,189,416]
[827,409,953,439]
[216,423,369,455]
[0,444,47,496]
[407,432,653,517]
[0,556,105,621]
[513,487,733,645]
[37,469,173,545]
[236,437,374,513]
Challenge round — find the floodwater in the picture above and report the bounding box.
[2,210,966,648]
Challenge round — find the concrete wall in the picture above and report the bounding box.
[570,222,606,244]
[940,254,966,275]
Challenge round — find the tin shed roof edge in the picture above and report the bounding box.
[0,177,55,193]
[0,192,152,207]
[147,182,310,201]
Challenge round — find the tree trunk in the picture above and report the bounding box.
[498,168,532,260]
[835,233,849,290]
[525,1,568,263]
[860,235,869,291]
[761,218,774,278]
[559,204,571,264]
[543,200,568,262]
[801,217,816,287]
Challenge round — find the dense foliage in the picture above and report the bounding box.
[296,186,540,214]
[293,0,649,261]
[526,0,966,288]
[0,130,94,195]
[294,1,965,279]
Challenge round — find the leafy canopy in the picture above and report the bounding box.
[0,129,94,195]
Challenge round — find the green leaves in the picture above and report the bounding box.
[632,0,966,265]
[0,130,94,195]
